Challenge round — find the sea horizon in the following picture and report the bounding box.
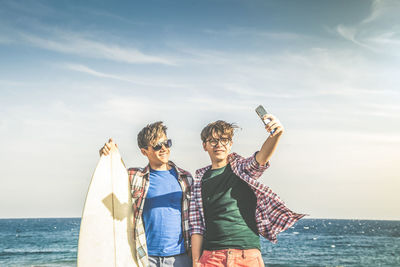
[1,218,399,266]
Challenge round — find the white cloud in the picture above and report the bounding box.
[361,0,397,24]
[336,0,400,56]
[63,63,132,82]
[61,63,188,89]
[203,27,304,40]
[362,0,385,24]
[336,25,358,44]
[0,2,174,65]
[210,49,396,97]
[217,83,304,99]
[19,31,175,65]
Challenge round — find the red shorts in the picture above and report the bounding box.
[198,248,264,267]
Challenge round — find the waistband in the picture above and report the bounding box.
[203,248,260,258]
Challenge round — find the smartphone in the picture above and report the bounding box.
[255,105,275,134]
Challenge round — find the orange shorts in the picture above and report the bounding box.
[198,248,264,267]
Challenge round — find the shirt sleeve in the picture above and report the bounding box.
[184,171,194,186]
[238,152,270,180]
[189,179,205,236]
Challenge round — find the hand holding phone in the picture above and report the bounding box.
[255,105,276,134]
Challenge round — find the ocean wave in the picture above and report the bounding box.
[1,248,76,256]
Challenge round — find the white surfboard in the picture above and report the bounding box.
[78,148,138,267]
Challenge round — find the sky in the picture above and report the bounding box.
[0,0,399,220]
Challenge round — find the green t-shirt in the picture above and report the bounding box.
[201,163,260,251]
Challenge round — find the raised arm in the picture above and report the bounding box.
[255,114,284,166]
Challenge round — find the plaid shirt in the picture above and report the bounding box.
[189,152,305,243]
[128,161,193,267]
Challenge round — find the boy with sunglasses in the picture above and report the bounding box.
[100,121,192,267]
[189,115,305,267]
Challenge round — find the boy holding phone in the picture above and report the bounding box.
[189,111,305,267]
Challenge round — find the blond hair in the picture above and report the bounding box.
[200,120,238,143]
[137,121,167,149]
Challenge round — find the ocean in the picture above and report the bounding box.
[0,218,399,266]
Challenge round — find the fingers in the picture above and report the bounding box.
[99,144,110,156]
[265,116,277,131]
[262,114,274,121]
[99,138,117,156]
[108,138,118,148]
[263,114,276,127]
[270,125,284,137]
[264,115,284,136]
[265,121,278,132]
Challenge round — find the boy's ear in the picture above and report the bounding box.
[202,142,207,151]
[140,148,148,156]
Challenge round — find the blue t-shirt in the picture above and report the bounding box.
[143,168,185,256]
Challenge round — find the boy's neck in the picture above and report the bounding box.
[149,162,170,171]
[211,158,228,170]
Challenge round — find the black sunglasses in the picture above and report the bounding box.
[151,139,172,151]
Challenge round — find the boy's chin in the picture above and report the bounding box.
[213,154,227,161]
[156,158,169,164]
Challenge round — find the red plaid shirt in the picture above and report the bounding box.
[129,161,192,267]
[189,152,305,243]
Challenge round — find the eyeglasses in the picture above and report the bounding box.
[151,139,172,151]
[206,138,231,147]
